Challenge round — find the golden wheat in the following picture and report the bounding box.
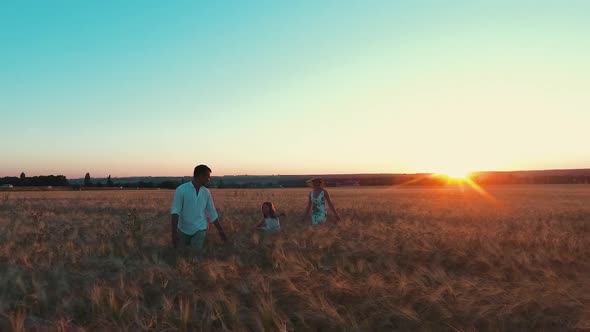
[0,185,588,331]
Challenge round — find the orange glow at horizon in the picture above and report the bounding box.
[433,173,499,204]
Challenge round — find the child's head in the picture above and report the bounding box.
[261,202,278,218]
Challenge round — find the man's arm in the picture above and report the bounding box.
[170,188,183,247]
[170,214,179,248]
[206,192,227,242]
[211,218,227,242]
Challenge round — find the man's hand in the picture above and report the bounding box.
[219,231,228,243]
[212,218,228,243]
[171,229,179,248]
[171,214,180,248]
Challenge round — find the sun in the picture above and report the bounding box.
[429,169,498,203]
[432,169,472,181]
[443,171,471,180]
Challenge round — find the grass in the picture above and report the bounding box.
[0,185,589,331]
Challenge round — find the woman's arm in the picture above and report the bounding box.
[301,195,312,222]
[325,191,342,221]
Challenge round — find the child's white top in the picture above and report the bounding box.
[262,217,281,232]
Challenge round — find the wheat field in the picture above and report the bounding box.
[0,185,589,331]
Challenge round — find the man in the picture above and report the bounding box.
[170,164,227,251]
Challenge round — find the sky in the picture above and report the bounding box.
[1,1,588,178]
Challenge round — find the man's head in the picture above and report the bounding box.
[193,164,212,186]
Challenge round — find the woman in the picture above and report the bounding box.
[302,177,342,225]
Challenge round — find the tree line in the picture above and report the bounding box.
[2,172,589,189]
[0,173,69,187]
[76,173,181,190]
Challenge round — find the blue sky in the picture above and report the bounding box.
[1,1,588,177]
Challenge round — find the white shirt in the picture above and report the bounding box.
[171,182,219,235]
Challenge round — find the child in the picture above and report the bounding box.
[257,202,285,233]
[302,177,342,225]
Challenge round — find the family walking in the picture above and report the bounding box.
[170,164,341,251]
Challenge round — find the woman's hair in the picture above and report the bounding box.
[306,177,325,188]
[261,201,278,218]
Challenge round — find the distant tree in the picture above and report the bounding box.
[218,179,225,189]
[143,181,154,188]
[0,177,19,186]
[84,173,92,187]
[159,181,180,189]
[20,172,26,180]
[107,175,113,187]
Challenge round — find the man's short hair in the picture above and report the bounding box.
[194,165,212,177]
